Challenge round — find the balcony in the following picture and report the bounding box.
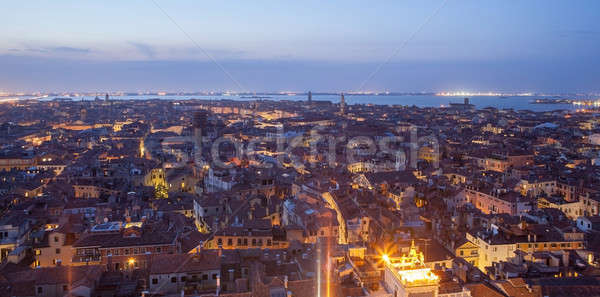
[72,254,102,263]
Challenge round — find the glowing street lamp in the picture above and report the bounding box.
[128,258,136,269]
[382,254,391,264]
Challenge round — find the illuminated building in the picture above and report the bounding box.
[71,223,177,270]
[383,241,440,297]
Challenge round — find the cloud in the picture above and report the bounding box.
[129,42,156,59]
[0,45,91,56]
[22,46,91,54]
[177,47,247,59]
[50,46,91,54]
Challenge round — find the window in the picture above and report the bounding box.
[267,239,272,246]
[62,285,68,291]
[56,248,61,254]
[237,238,242,245]
[156,247,161,253]
[203,274,208,280]
[171,277,177,283]
[212,274,218,280]
[54,236,59,243]
[228,238,233,246]
[37,287,43,294]
[252,239,257,246]
[152,278,158,285]
[181,276,186,282]
[460,250,464,256]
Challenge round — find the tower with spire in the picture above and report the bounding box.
[340,93,346,115]
[308,91,312,104]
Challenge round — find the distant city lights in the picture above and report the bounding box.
[436,91,534,96]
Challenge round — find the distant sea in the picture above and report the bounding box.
[35,94,580,112]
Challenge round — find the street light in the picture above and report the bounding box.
[382,254,390,264]
[128,258,135,268]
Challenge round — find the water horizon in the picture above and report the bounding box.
[14,94,594,112]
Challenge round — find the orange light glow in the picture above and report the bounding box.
[383,241,439,286]
[382,254,390,264]
[396,268,439,284]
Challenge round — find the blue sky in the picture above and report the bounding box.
[1,0,599,92]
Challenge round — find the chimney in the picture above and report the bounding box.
[195,247,203,261]
[562,252,569,267]
[107,254,113,271]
